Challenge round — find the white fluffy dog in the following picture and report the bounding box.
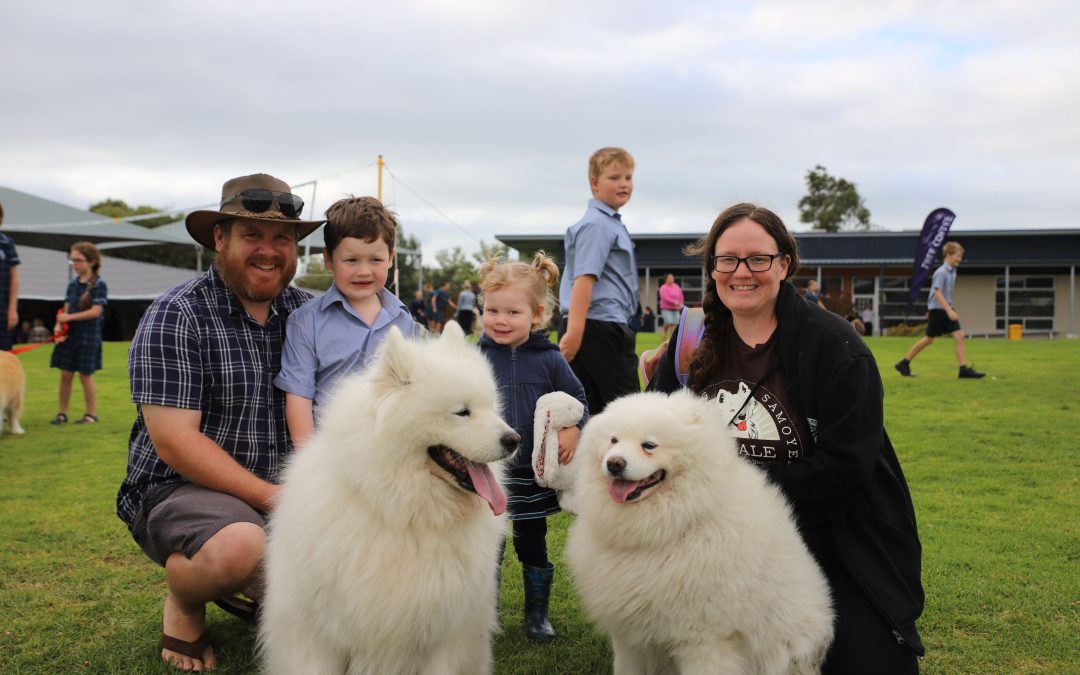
[566,390,834,675]
[260,323,519,675]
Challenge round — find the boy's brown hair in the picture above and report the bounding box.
[323,196,397,256]
[942,241,964,257]
[588,147,635,183]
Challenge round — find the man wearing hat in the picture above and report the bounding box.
[117,174,323,670]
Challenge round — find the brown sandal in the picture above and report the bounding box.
[160,630,212,661]
[74,413,98,424]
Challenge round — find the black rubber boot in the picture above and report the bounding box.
[522,563,556,642]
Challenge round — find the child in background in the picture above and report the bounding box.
[50,241,108,424]
[275,196,419,447]
[558,146,639,414]
[477,251,588,642]
[896,241,985,379]
[0,201,21,351]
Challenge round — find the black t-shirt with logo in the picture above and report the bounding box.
[699,319,813,465]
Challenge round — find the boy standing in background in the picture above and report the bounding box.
[0,202,21,351]
[558,147,639,414]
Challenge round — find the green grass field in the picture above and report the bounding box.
[1,336,1078,674]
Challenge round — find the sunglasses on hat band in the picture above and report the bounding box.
[221,188,305,219]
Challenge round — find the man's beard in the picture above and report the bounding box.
[216,245,297,304]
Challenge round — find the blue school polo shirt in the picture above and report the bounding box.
[927,262,957,310]
[559,198,639,323]
[275,284,419,408]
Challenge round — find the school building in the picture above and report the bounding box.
[496,229,1080,338]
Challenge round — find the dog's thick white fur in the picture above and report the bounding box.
[260,322,518,675]
[0,351,26,435]
[566,390,834,675]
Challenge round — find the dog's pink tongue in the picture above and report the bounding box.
[466,462,508,516]
[609,479,638,504]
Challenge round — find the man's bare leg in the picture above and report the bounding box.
[160,522,265,671]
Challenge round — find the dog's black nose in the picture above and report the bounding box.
[606,456,626,476]
[500,432,520,453]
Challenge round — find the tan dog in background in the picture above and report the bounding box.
[0,351,26,435]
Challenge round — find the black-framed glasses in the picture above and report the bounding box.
[221,188,305,219]
[710,253,783,273]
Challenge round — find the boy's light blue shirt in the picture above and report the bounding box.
[559,198,639,323]
[275,284,419,408]
[458,289,476,312]
[927,262,957,310]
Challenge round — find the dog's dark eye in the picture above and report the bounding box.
[454,408,471,417]
[642,441,658,451]
[610,436,618,445]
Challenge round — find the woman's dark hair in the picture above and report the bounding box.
[684,203,800,390]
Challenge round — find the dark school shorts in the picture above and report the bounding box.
[132,482,266,566]
[558,316,638,415]
[926,309,961,337]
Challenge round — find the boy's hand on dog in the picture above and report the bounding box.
[557,426,580,464]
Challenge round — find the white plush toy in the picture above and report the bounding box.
[532,391,585,511]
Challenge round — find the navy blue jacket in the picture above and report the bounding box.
[479,332,589,469]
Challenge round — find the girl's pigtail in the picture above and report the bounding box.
[530,250,560,290]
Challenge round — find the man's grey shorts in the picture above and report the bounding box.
[132,483,266,567]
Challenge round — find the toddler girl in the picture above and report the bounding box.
[477,251,588,642]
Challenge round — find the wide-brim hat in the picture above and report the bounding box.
[185,173,325,249]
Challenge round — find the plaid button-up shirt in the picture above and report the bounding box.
[116,266,312,529]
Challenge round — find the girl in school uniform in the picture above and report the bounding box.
[50,241,108,425]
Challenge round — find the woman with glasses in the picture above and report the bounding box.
[50,241,108,425]
[648,203,924,674]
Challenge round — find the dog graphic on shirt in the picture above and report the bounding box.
[711,381,779,441]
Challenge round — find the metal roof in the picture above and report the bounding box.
[497,228,1080,269]
[14,245,201,301]
[1,184,195,250]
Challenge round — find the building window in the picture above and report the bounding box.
[852,277,875,296]
[672,272,705,307]
[996,277,1055,332]
[879,277,930,329]
[852,277,875,314]
[789,274,842,311]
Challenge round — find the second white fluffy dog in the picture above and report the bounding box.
[567,390,834,674]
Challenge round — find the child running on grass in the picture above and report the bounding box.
[896,241,986,379]
[477,251,588,642]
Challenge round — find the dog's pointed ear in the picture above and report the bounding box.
[369,326,412,390]
[439,320,467,345]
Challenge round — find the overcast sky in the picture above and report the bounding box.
[4,1,1078,260]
